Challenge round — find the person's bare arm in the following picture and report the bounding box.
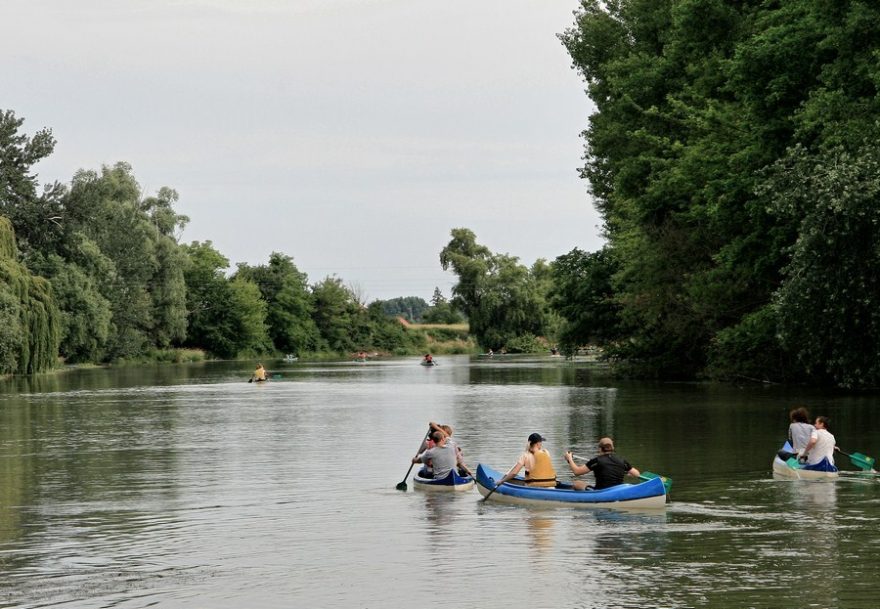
[565,451,590,476]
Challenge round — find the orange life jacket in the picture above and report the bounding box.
[526,449,556,487]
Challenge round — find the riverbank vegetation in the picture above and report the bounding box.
[5,1,880,387]
[0,110,455,372]
[436,3,880,388]
[550,1,880,388]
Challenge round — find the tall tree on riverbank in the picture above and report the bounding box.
[559,0,880,385]
[440,228,550,350]
[0,218,60,373]
[61,164,189,360]
[235,252,320,354]
[182,241,271,358]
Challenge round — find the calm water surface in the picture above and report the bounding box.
[1,356,879,608]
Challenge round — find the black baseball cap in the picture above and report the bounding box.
[527,433,545,444]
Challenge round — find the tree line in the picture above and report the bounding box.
[438,2,880,388]
[0,109,445,374]
[7,0,880,393]
[552,0,880,387]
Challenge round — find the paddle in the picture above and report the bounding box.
[396,428,433,491]
[836,448,876,472]
[482,479,503,502]
[639,471,673,493]
[571,453,672,493]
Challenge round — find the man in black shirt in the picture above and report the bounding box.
[564,437,640,490]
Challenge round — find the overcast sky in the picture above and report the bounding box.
[4,0,601,302]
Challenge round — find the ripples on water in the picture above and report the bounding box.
[1,357,880,608]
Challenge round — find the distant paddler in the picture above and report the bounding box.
[249,363,267,383]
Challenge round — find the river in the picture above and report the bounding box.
[1,356,878,608]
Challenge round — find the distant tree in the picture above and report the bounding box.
[182,241,270,358]
[377,296,429,322]
[226,277,271,356]
[0,109,65,257]
[440,228,548,349]
[311,276,359,352]
[236,252,320,354]
[420,287,463,324]
[550,247,622,355]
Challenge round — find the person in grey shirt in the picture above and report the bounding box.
[413,431,459,479]
[788,407,815,452]
[778,406,814,460]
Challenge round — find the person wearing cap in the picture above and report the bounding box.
[564,437,640,490]
[412,430,463,479]
[494,433,557,488]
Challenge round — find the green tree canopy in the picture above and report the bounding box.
[182,241,270,358]
[559,0,880,385]
[235,252,320,354]
[440,228,550,350]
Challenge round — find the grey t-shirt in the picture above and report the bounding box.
[418,444,458,480]
[789,422,814,452]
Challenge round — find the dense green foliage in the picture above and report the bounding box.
[235,253,321,354]
[0,218,60,373]
[0,109,434,371]
[558,0,880,386]
[376,296,429,322]
[440,228,553,350]
[550,247,622,355]
[181,241,270,358]
[421,288,464,324]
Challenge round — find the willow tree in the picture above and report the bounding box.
[0,217,60,374]
[440,228,550,350]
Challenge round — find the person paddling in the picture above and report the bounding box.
[429,421,473,477]
[494,433,557,488]
[564,437,640,490]
[250,363,267,383]
[412,430,461,480]
[799,416,837,466]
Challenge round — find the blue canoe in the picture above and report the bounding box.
[414,468,474,491]
[475,464,666,509]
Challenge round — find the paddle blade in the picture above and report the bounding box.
[850,452,876,472]
[396,481,408,491]
[641,471,672,493]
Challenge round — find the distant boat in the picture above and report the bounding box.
[283,354,298,363]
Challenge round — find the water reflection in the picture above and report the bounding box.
[1,358,880,608]
[525,512,555,552]
[421,492,457,532]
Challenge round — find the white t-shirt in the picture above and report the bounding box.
[807,428,835,466]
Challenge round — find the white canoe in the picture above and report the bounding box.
[413,468,475,492]
[772,442,838,480]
